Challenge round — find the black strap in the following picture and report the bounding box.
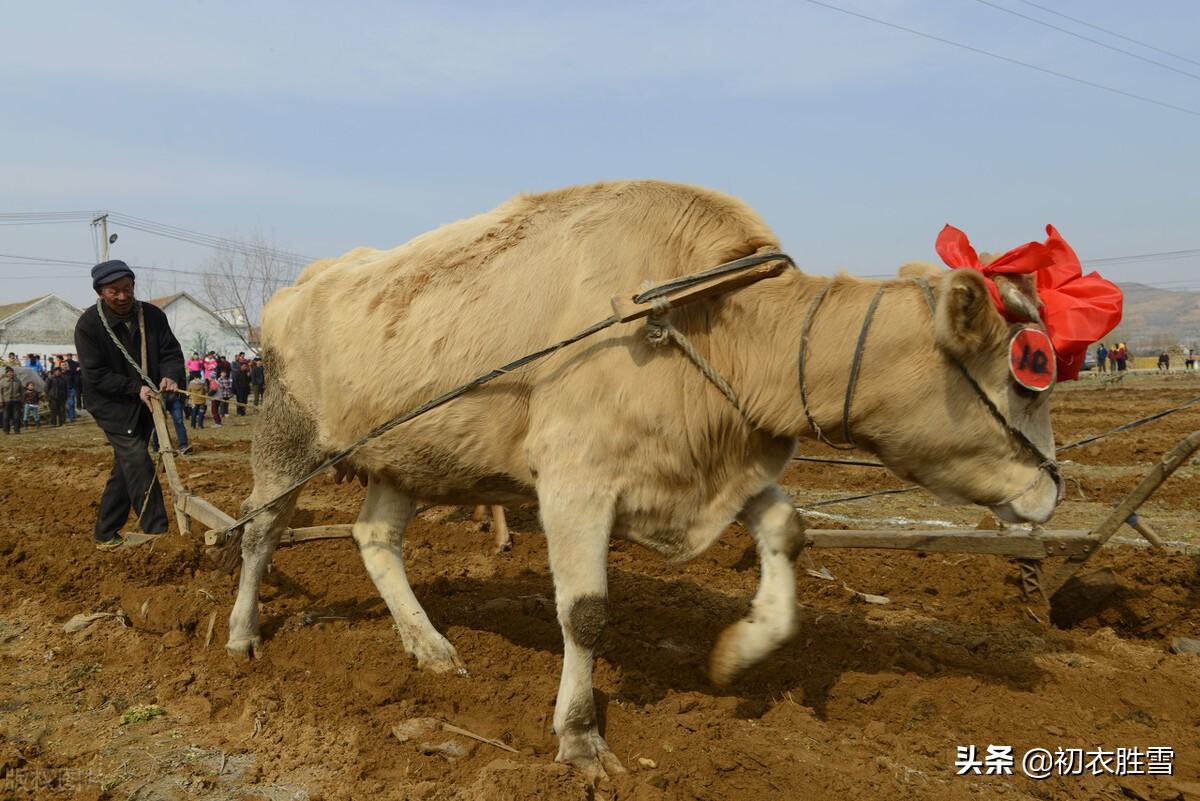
[841,284,887,446]
[797,281,889,450]
[797,284,852,449]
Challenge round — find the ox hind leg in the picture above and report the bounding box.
[227,388,322,659]
[710,485,804,685]
[539,481,625,780]
[352,478,465,674]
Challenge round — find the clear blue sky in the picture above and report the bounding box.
[2,0,1197,308]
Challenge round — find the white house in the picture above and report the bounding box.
[148,292,255,358]
[0,295,84,362]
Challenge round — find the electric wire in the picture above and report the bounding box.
[1013,0,1200,68]
[972,0,1200,82]
[801,0,1200,117]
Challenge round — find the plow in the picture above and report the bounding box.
[162,396,1194,620]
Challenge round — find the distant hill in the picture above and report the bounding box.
[1106,283,1200,352]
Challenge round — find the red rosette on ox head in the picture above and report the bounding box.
[936,224,1123,382]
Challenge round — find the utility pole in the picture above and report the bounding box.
[92,214,110,260]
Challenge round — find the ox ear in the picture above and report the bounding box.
[934,269,1006,359]
[897,261,944,280]
[993,273,1042,324]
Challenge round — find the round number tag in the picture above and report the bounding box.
[1009,328,1056,391]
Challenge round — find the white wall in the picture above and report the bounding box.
[0,297,83,361]
[159,297,254,358]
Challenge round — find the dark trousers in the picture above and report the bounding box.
[252,385,263,405]
[95,428,169,542]
[3,400,20,433]
[50,397,67,426]
[235,390,249,415]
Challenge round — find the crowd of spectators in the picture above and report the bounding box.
[2,348,264,442]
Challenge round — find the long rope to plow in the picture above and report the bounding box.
[213,251,793,567]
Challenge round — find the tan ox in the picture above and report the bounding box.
[228,180,1060,778]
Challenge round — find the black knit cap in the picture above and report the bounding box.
[91,259,135,291]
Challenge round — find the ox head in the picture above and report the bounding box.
[869,263,1061,524]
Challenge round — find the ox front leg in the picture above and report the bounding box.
[227,488,302,659]
[354,479,465,675]
[542,491,625,780]
[710,485,803,685]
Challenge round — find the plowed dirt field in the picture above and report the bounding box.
[1,372,1198,800]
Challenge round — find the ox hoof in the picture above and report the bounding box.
[556,731,626,782]
[411,635,468,676]
[225,636,263,660]
[709,620,754,686]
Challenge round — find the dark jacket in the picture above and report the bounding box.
[74,300,185,435]
[232,369,251,396]
[66,358,82,393]
[249,364,265,387]
[46,374,68,401]
[0,376,20,404]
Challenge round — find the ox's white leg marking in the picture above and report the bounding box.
[227,488,302,660]
[710,485,803,685]
[353,479,465,675]
[541,488,625,781]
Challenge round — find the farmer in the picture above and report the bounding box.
[46,367,69,426]
[1095,343,1108,373]
[1,366,22,433]
[250,357,265,406]
[65,353,82,416]
[232,360,251,416]
[74,260,186,551]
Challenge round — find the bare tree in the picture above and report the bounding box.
[200,231,304,331]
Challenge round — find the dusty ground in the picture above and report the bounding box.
[1,372,1198,800]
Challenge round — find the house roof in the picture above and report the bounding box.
[0,296,48,324]
[147,293,185,309]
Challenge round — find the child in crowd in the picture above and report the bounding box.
[208,373,223,427]
[188,375,208,428]
[22,382,40,430]
[217,368,233,418]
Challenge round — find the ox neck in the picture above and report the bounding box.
[734,273,918,445]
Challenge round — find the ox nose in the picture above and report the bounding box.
[990,465,1060,525]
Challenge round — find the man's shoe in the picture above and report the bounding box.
[95,535,126,552]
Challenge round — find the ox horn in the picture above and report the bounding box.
[993,273,1042,324]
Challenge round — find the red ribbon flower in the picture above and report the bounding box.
[936,224,1123,381]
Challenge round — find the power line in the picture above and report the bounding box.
[106,212,316,264]
[801,0,1200,117]
[1084,248,1200,266]
[0,253,294,288]
[973,0,1200,82]
[0,211,316,264]
[1014,0,1200,69]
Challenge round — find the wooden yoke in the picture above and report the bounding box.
[611,257,790,323]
